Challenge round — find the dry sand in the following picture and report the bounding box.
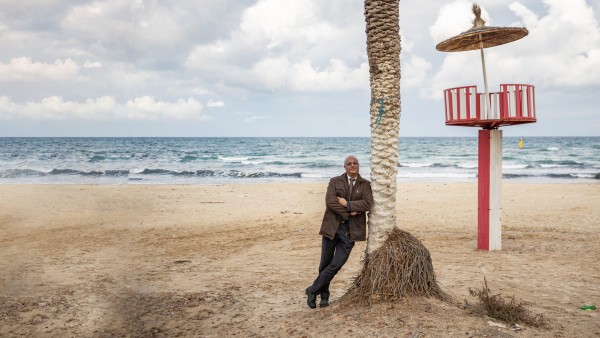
[1,182,599,337]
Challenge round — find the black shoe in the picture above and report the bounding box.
[305,288,316,309]
[319,296,329,308]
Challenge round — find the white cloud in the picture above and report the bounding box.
[244,115,268,123]
[0,96,210,121]
[0,57,80,81]
[83,60,102,68]
[430,0,490,43]
[508,2,539,27]
[191,87,212,96]
[245,57,369,92]
[238,0,339,47]
[402,55,432,90]
[428,0,600,100]
[185,0,366,92]
[62,0,184,52]
[206,99,225,107]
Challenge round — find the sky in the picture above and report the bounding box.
[0,0,598,137]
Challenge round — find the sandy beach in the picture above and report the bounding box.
[1,182,599,337]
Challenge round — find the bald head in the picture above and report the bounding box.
[344,155,359,178]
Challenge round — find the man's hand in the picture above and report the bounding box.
[337,197,348,207]
[350,211,359,216]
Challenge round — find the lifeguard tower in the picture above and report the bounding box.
[436,4,537,251]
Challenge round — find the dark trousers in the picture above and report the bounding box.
[309,221,355,297]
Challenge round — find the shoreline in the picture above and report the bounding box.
[1,177,599,185]
[1,182,599,336]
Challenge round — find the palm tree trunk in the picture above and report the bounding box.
[339,1,445,304]
[365,0,401,255]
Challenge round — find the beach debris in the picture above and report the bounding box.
[467,277,546,327]
[487,320,507,328]
[173,260,191,264]
[409,329,424,338]
[280,210,303,214]
[511,323,523,332]
[340,227,448,305]
[579,304,596,311]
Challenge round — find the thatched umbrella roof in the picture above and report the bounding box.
[435,3,529,119]
[436,4,528,52]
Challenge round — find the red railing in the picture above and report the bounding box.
[443,84,536,128]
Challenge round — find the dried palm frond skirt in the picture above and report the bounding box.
[341,227,448,305]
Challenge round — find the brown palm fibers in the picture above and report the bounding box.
[342,227,447,305]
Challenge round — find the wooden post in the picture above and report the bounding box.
[478,129,502,250]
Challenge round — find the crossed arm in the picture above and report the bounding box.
[325,179,373,218]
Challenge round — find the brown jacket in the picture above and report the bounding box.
[319,173,373,241]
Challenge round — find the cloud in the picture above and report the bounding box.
[402,55,432,90]
[427,0,600,100]
[0,57,80,81]
[58,0,253,66]
[83,60,102,68]
[244,115,268,123]
[429,0,489,43]
[0,96,210,121]
[185,0,367,92]
[240,57,368,92]
[61,1,184,52]
[206,99,225,107]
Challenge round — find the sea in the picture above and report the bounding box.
[0,137,598,184]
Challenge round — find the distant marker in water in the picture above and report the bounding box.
[519,137,523,150]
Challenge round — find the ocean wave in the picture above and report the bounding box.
[234,171,302,178]
[502,164,529,169]
[140,169,173,175]
[503,173,596,179]
[502,173,533,179]
[573,173,599,179]
[0,167,305,179]
[305,163,337,168]
[105,170,130,176]
[89,155,135,162]
[398,172,476,179]
[180,155,198,163]
[399,162,456,168]
[456,163,478,169]
[50,169,81,175]
[535,160,585,168]
[400,162,435,168]
[50,169,131,176]
[134,169,303,178]
[0,169,46,178]
[89,155,106,162]
[301,173,329,179]
[219,156,249,163]
[241,160,289,166]
[545,173,577,179]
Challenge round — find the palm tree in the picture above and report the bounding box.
[342,0,445,304]
[364,0,401,255]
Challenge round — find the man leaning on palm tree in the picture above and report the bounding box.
[305,155,373,308]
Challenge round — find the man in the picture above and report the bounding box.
[305,155,373,308]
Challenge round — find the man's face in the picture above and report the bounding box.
[344,157,359,177]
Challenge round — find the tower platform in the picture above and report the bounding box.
[443,84,536,129]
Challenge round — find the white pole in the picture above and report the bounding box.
[479,33,491,119]
[488,129,502,250]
